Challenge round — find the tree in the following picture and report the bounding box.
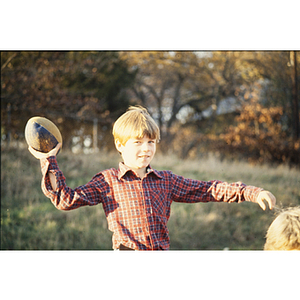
[246,51,300,141]
[290,51,299,140]
[119,52,214,145]
[120,51,300,164]
[1,51,136,150]
[120,51,263,151]
[217,97,300,165]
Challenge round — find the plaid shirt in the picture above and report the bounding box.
[40,157,263,250]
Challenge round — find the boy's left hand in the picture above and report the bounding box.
[28,143,61,160]
[256,191,276,210]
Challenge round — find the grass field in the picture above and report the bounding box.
[1,144,300,250]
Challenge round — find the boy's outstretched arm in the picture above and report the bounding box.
[28,142,102,210]
[256,190,276,210]
[28,143,62,190]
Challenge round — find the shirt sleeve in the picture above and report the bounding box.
[170,173,263,204]
[40,156,104,210]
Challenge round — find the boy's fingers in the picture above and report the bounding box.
[257,198,266,210]
[267,193,276,210]
[264,192,276,210]
[257,191,276,210]
[28,143,61,159]
[28,146,40,158]
[50,143,62,156]
[28,145,35,153]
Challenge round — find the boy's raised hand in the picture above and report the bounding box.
[256,190,276,210]
[28,143,62,160]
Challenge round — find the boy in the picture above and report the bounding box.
[29,106,276,250]
[264,206,300,250]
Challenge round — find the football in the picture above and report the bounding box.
[25,116,63,153]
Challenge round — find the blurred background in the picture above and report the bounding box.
[1,51,299,163]
[1,51,300,250]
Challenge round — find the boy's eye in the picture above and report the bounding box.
[133,139,155,144]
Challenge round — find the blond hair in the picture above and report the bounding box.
[112,106,160,145]
[264,206,300,250]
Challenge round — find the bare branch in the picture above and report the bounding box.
[1,53,17,71]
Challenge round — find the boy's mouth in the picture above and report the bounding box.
[138,155,150,159]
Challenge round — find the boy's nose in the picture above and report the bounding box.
[141,142,150,151]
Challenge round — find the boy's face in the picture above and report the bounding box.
[115,135,156,173]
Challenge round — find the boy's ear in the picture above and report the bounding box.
[115,139,123,153]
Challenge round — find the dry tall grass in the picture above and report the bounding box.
[1,145,299,250]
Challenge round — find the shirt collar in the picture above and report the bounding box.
[118,162,162,180]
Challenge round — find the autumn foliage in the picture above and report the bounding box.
[1,51,299,166]
[215,100,300,165]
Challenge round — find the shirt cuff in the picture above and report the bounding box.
[40,156,59,197]
[244,185,264,203]
[40,156,59,173]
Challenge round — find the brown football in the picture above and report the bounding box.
[25,116,62,153]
